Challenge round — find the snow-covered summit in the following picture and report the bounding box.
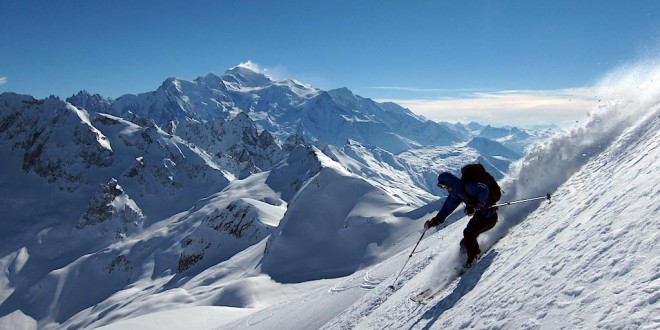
[66,90,113,114]
[0,92,113,191]
[87,64,496,154]
[222,66,274,89]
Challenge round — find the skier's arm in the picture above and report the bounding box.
[425,193,461,229]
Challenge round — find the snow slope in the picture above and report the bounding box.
[262,147,406,283]
[316,61,660,330]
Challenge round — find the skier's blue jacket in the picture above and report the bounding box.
[435,172,497,222]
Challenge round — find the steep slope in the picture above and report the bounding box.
[319,62,660,329]
[262,146,407,283]
[163,113,284,178]
[417,90,659,330]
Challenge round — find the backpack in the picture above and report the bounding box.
[460,163,502,207]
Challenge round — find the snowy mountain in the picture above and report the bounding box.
[162,113,284,179]
[66,91,113,115]
[0,63,584,329]
[99,64,471,154]
[70,60,656,330]
[262,146,406,283]
[62,63,536,199]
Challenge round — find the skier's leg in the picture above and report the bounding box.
[462,213,498,263]
[462,219,481,263]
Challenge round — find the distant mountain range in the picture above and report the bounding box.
[66,66,547,154]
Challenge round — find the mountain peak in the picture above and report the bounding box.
[157,77,182,93]
[66,90,113,113]
[223,65,273,89]
[194,73,227,89]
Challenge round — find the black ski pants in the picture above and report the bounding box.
[461,212,498,262]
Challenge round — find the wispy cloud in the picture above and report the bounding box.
[369,86,485,93]
[376,88,599,127]
[237,60,292,81]
[237,60,263,73]
[0,77,7,85]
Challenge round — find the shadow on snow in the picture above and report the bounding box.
[413,250,498,330]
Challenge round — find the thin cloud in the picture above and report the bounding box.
[377,88,599,127]
[237,60,263,73]
[236,60,292,81]
[369,86,484,93]
[0,77,7,85]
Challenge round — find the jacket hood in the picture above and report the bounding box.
[437,172,461,189]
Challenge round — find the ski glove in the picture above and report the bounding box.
[424,216,443,230]
[464,205,475,216]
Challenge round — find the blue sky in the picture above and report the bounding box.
[1,1,658,126]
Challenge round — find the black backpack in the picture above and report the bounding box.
[460,163,502,207]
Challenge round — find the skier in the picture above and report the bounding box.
[424,167,499,268]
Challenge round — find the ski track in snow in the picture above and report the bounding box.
[328,265,387,292]
[319,221,466,330]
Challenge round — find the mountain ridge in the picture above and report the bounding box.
[64,66,540,155]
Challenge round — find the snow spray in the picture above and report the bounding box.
[486,57,660,246]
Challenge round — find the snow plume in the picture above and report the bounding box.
[0,76,6,85]
[237,60,262,73]
[236,60,291,81]
[490,58,660,241]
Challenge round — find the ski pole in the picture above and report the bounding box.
[487,193,552,209]
[389,229,427,290]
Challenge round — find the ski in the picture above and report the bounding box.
[410,288,433,303]
[409,272,463,304]
[409,255,483,304]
